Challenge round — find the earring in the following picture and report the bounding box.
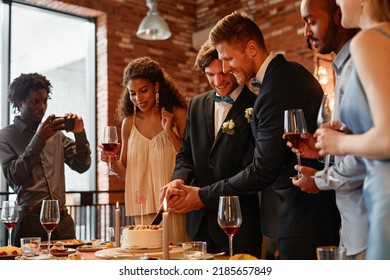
[133,102,137,115]
[155,92,159,109]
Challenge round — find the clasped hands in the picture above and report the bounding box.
[159,179,204,213]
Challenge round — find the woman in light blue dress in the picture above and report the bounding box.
[314,0,390,259]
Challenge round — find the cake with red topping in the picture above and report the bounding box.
[121,225,162,249]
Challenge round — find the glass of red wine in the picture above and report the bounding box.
[102,126,118,176]
[1,201,19,246]
[284,108,307,179]
[40,200,60,255]
[217,196,242,257]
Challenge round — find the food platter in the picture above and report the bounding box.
[41,239,91,249]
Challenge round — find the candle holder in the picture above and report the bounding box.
[162,198,169,260]
[115,202,121,248]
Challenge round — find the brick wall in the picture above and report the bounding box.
[24,0,317,196]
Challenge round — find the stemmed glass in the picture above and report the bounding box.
[312,93,339,183]
[102,126,118,176]
[284,109,307,179]
[40,200,60,255]
[217,196,242,257]
[1,201,19,246]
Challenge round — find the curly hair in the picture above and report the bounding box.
[8,73,52,113]
[116,57,187,120]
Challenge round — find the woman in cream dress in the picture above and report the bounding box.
[102,57,189,242]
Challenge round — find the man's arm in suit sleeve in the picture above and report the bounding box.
[316,155,365,191]
[198,89,293,208]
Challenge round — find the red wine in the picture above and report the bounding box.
[285,133,302,149]
[221,225,240,236]
[102,143,118,152]
[41,222,58,232]
[2,221,17,230]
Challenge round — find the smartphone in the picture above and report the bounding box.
[54,116,75,131]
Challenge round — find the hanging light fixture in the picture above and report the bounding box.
[136,0,172,40]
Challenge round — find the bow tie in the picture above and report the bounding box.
[251,79,261,89]
[212,93,234,104]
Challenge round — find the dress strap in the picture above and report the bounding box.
[376,28,390,39]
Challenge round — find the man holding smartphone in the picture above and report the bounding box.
[0,72,91,246]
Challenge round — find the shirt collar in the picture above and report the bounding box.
[332,40,352,76]
[14,116,31,133]
[255,52,277,85]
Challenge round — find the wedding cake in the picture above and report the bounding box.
[121,225,162,249]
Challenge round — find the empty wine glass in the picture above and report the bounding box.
[102,126,118,176]
[312,93,339,183]
[284,109,307,179]
[40,200,60,255]
[1,201,19,246]
[217,196,242,257]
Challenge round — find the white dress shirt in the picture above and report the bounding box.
[214,85,243,138]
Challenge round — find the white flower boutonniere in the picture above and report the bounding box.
[245,107,254,122]
[222,119,235,135]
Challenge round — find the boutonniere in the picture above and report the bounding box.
[222,119,235,135]
[245,107,253,122]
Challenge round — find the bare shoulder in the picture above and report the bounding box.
[121,115,134,136]
[351,28,390,54]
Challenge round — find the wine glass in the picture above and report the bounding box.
[312,93,339,183]
[284,109,307,179]
[40,200,60,255]
[217,196,242,257]
[102,126,118,176]
[1,201,19,246]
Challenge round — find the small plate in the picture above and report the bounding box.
[77,244,107,252]
[169,252,214,260]
[95,248,165,259]
[118,247,163,253]
[0,254,21,260]
[50,248,76,257]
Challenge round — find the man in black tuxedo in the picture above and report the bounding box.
[164,39,262,257]
[162,11,340,259]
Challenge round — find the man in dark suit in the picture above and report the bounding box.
[162,11,340,259]
[163,39,262,257]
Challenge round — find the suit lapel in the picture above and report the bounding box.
[205,93,215,145]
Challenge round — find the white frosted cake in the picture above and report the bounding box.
[121,225,162,249]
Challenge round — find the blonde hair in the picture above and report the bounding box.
[367,0,390,22]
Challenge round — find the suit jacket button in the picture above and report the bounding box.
[209,163,214,169]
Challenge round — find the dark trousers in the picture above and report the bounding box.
[11,211,76,247]
[278,231,340,260]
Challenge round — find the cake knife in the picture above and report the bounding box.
[150,209,163,225]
